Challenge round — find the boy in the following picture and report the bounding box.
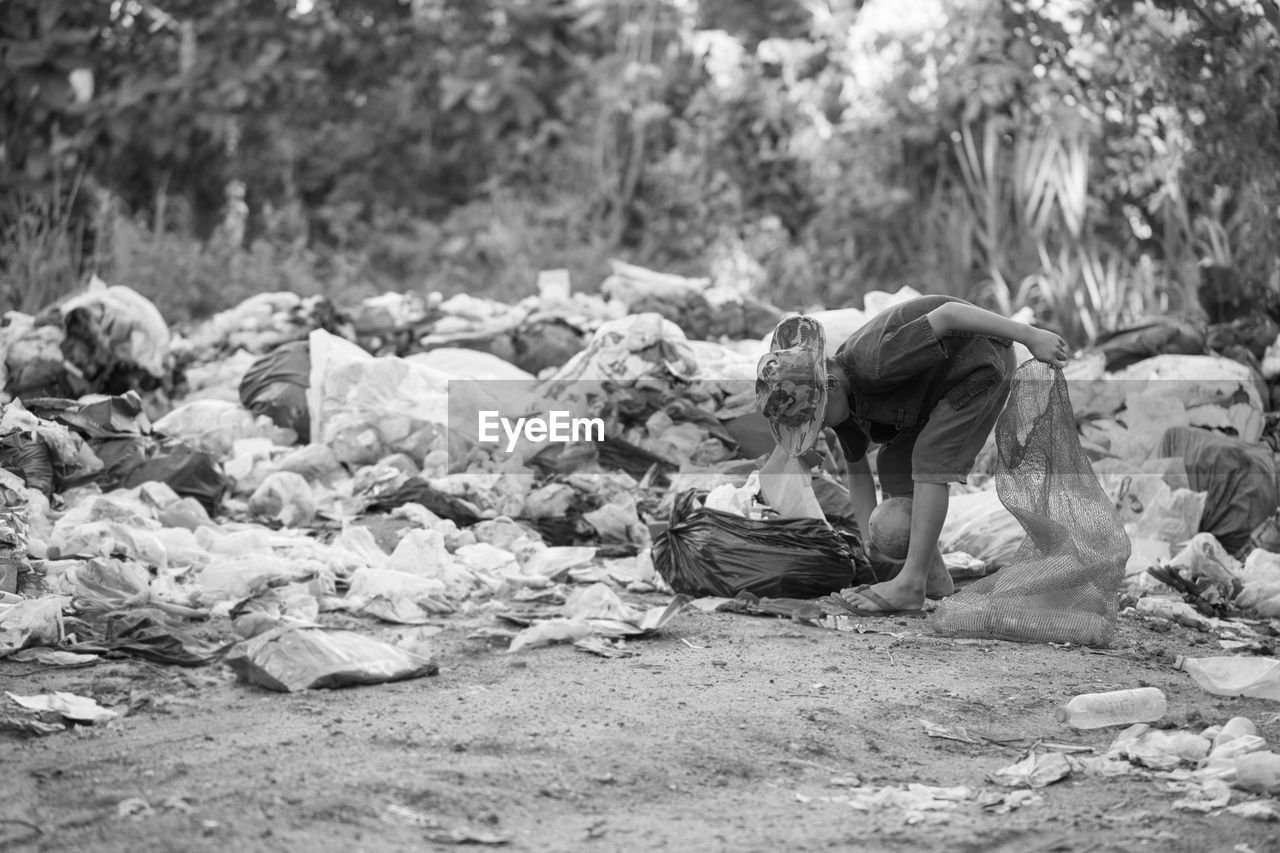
[756,295,1068,615]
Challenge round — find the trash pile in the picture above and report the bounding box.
[0,271,1278,740]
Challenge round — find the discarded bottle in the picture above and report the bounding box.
[1235,751,1280,795]
[1175,656,1280,701]
[1055,687,1168,729]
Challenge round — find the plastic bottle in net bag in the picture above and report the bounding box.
[930,361,1131,647]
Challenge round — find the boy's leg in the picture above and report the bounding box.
[837,349,1016,612]
[859,445,952,598]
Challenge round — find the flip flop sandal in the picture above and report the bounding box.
[824,585,926,619]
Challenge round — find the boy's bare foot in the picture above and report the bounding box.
[925,549,954,599]
[834,576,927,614]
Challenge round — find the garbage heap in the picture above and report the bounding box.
[1,270,1279,701]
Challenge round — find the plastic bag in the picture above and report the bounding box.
[758,447,826,520]
[113,438,227,514]
[307,330,456,465]
[653,489,871,599]
[1090,316,1207,371]
[154,399,292,457]
[58,279,170,391]
[239,340,312,443]
[248,471,316,527]
[1159,426,1278,553]
[938,491,1026,570]
[0,432,54,497]
[225,625,438,692]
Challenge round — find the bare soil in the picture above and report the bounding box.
[3,586,1279,853]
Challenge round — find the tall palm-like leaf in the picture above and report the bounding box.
[955,119,1010,313]
[1011,123,1061,241]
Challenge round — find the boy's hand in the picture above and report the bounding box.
[1027,327,1069,369]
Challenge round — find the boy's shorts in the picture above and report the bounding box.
[875,347,1017,498]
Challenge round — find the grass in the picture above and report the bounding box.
[0,171,88,314]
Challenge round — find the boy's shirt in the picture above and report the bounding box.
[831,295,1013,462]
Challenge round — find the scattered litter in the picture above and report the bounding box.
[380,804,512,845]
[989,751,1073,788]
[6,691,117,724]
[919,718,983,745]
[795,783,973,825]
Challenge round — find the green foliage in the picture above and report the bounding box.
[2,0,1278,334]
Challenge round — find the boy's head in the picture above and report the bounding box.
[755,315,831,456]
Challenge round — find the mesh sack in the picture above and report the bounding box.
[930,361,1131,647]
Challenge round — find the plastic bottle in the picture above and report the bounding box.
[1055,687,1168,729]
[1175,656,1280,701]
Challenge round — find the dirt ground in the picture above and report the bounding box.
[3,583,1279,853]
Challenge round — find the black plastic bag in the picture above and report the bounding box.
[0,433,55,497]
[239,340,311,444]
[1092,315,1206,371]
[653,489,871,599]
[76,435,227,513]
[365,478,484,527]
[1159,426,1278,553]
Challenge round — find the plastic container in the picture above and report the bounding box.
[1235,751,1280,794]
[1213,716,1258,751]
[1176,655,1280,701]
[1055,687,1168,729]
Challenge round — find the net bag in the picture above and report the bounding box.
[930,360,1131,647]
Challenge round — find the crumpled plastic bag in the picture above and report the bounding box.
[758,447,825,520]
[69,558,204,620]
[58,278,170,385]
[154,399,294,458]
[7,691,118,724]
[344,566,453,624]
[938,490,1025,570]
[52,521,169,570]
[0,596,67,656]
[225,625,438,692]
[248,471,317,527]
[1236,550,1280,617]
[562,583,642,622]
[307,330,450,465]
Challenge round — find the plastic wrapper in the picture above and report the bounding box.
[653,489,871,599]
[225,625,438,692]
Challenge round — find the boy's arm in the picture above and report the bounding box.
[843,453,878,539]
[928,302,1069,368]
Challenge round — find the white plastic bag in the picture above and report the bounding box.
[758,446,825,520]
[938,490,1025,569]
[154,399,293,457]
